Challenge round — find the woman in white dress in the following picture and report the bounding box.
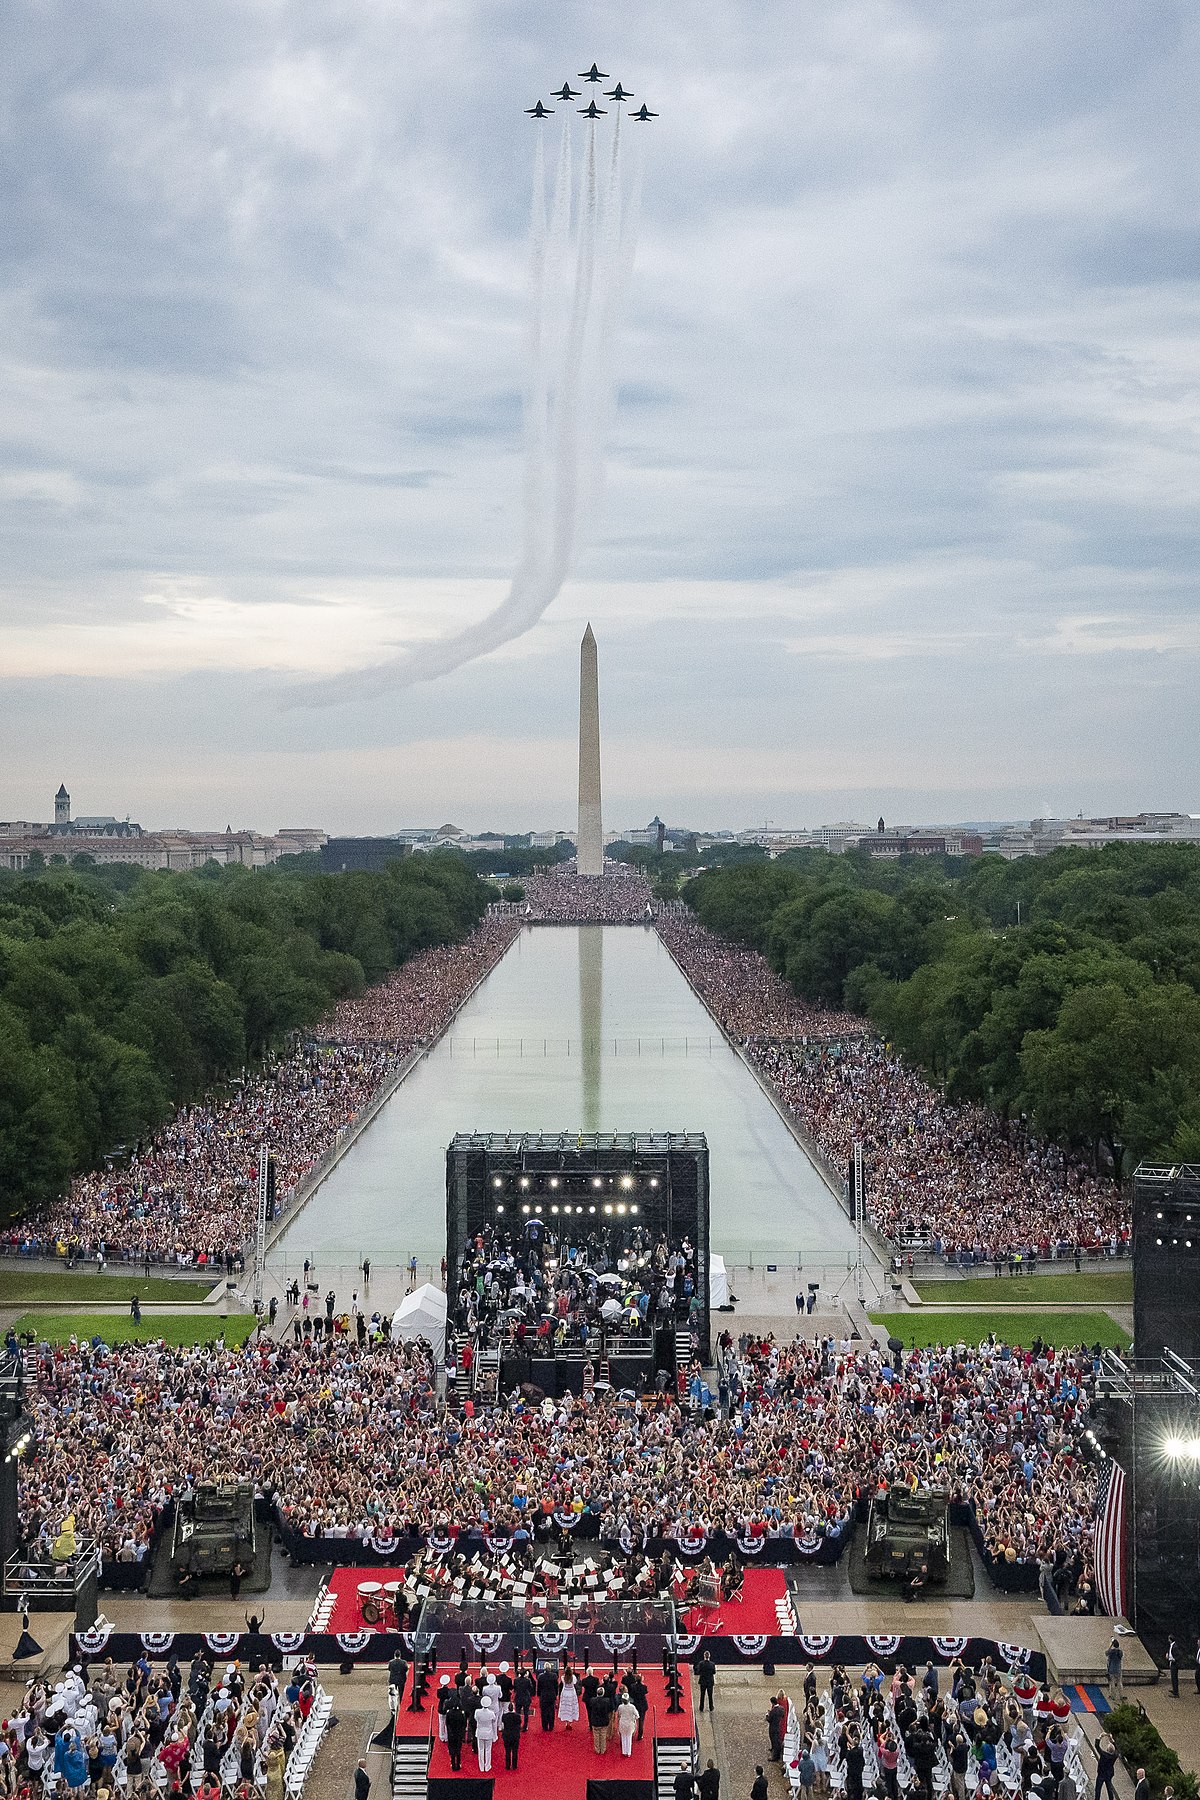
[558,1671,580,1731]
[616,1697,639,1757]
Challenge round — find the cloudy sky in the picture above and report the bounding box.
[2,0,1198,833]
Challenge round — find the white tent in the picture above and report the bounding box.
[708,1252,729,1309]
[390,1284,448,1361]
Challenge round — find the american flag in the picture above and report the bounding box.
[1094,1456,1129,1619]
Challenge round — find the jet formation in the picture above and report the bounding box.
[526,65,657,122]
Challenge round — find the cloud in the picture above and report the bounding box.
[0,0,1197,821]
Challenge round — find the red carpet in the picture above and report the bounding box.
[322,1564,791,1639]
[684,1567,790,1637]
[399,1667,692,1800]
[316,1568,400,1633]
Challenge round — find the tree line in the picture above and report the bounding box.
[684,842,1200,1174]
[0,854,488,1220]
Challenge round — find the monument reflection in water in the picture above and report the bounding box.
[270,927,864,1272]
[579,924,603,1134]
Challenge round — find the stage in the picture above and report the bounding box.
[316,1565,795,1641]
[395,1665,692,1800]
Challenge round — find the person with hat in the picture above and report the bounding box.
[474,1696,498,1773]
[436,1675,452,1741]
[616,1693,639,1758]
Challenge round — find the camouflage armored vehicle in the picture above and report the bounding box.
[864,1485,951,1581]
[172,1481,256,1576]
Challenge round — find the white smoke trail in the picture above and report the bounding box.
[293,107,637,705]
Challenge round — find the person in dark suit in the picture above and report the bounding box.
[673,1769,696,1800]
[445,1699,467,1772]
[388,1653,409,1708]
[537,1665,560,1731]
[514,1668,535,1730]
[696,1651,716,1713]
[1134,1771,1149,1800]
[699,1759,720,1800]
[627,1669,649,1740]
[501,1707,522,1771]
[354,1762,370,1800]
[767,1698,786,1761]
[751,1768,769,1800]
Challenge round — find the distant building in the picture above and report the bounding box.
[319,837,412,873]
[979,812,1200,859]
[862,829,984,859]
[0,785,328,871]
[622,816,668,850]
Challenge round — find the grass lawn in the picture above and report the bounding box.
[12,1311,257,1348]
[870,1310,1132,1351]
[914,1273,1132,1306]
[0,1271,216,1305]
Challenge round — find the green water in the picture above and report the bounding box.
[272,925,863,1271]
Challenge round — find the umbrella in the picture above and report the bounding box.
[600,1298,624,1322]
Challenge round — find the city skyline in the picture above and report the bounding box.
[2,2,1198,825]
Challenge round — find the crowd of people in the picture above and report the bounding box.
[3,1647,324,1800]
[751,1040,1127,1261]
[659,918,1127,1262]
[773,1652,1092,1800]
[431,1657,650,1771]
[453,1218,700,1349]
[4,921,518,1267]
[322,918,518,1043]
[657,918,864,1042]
[521,865,654,922]
[19,1324,1100,1595]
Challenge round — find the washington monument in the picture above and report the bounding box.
[577,623,604,876]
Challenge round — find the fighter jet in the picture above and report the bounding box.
[631,104,658,122]
[577,98,607,118]
[552,82,580,101]
[578,63,607,83]
[605,82,633,102]
[525,101,554,118]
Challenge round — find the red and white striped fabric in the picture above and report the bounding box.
[1094,1456,1128,1619]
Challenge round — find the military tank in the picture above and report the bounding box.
[172,1481,256,1576]
[864,1485,951,1581]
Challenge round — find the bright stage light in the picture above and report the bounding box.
[521,1204,530,1215]
[551,1204,559,1214]
[549,1177,560,1188]
[603,1203,613,1215]
[1165,1436,1185,1457]
[630,1204,639,1215]
[492,1177,503,1189]
[649,1178,659,1188]
[592,1177,603,1189]
[616,1203,627,1215]
[620,1176,634,1190]
[496,1204,505,1214]
[519,1176,530,1189]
